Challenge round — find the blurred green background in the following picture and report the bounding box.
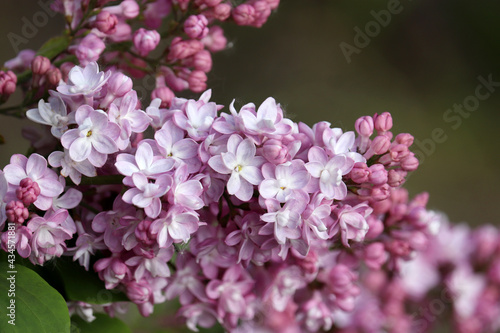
[0,1,499,331]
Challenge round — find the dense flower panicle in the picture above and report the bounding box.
[1,3,497,329]
[0,60,441,330]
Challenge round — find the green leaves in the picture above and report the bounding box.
[71,313,131,333]
[54,257,128,304]
[0,262,70,333]
[36,35,71,60]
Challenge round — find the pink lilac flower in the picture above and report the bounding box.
[331,203,372,247]
[172,98,218,141]
[61,105,120,167]
[57,62,110,99]
[154,120,200,172]
[206,264,255,321]
[48,149,97,185]
[115,141,175,179]
[259,160,310,202]
[71,33,106,66]
[125,247,174,282]
[237,97,293,142]
[107,91,151,150]
[27,209,74,265]
[26,95,71,138]
[3,154,63,210]
[1,225,31,258]
[165,253,207,305]
[305,147,354,200]
[122,173,172,218]
[150,206,200,247]
[208,134,264,201]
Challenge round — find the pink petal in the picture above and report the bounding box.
[92,134,118,154]
[70,138,92,162]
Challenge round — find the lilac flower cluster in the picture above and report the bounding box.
[1,0,279,109]
[2,60,464,332]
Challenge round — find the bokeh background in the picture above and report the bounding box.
[0,1,499,332]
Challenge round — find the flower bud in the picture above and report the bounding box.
[252,1,272,27]
[400,154,419,171]
[350,162,370,184]
[232,4,256,26]
[32,56,51,75]
[108,72,133,97]
[394,133,414,147]
[208,3,232,21]
[133,28,161,56]
[191,50,212,72]
[265,0,280,10]
[364,242,387,270]
[355,116,374,137]
[374,112,393,132]
[188,70,207,93]
[184,15,209,39]
[262,139,289,164]
[0,71,17,98]
[368,164,388,185]
[202,26,227,52]
[93,11,118,34]
[151,86,175,108]
[6,201,29,224]
[168,37,204,61]
[46,67,62,87]
[387,169,407,187]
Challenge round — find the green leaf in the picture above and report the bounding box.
[36,35,71,60]
[0,262,70,333]
[71,313,131,333]
[55,257,128,304]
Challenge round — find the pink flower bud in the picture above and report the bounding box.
[72,33,106,66]
[365,215,384,239]
[16,178,41,206]
[208,3,232,21]
[32,56,51,75]
[0,71,17,97]
[168,37,204,61]
[126,281,152,304]
[374,112,393,132]
[368,164,388,185]
[184,14,209,39]
[151,86,175,108]
[191,50,212,72]
[350,162,370,184]
[44,66,61,87]
[400,154,419,171]
[359,184,390,201]
[232,4,256,26]
[133,28,161,56]
[262,139,289,164]
[60,62,75,82]
[188,70,207,93]
[202,26,227,53]
[6,201,29,224]
[364,135,391,159]
[387,169,407,187]
[355,116,374,137]
[394,133,414,147]
[389,144,409,162]
[364,242,387,270]
[93,11,118,34]
[162,67,189,91]
[108,72,133,97]
[328,264,357,296]
[488,258,500,284]
[252,1,272,27]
